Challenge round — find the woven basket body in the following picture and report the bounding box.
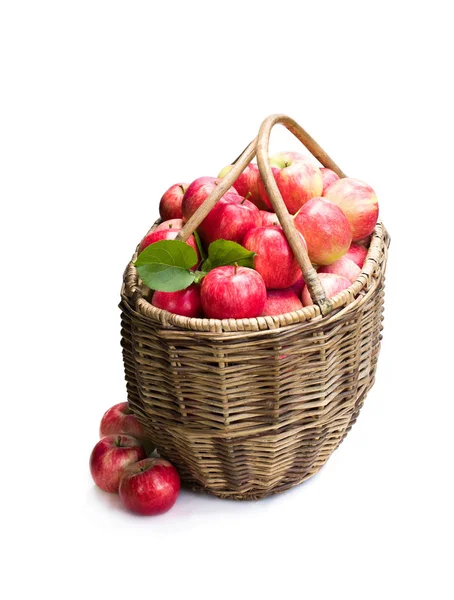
[120,115,389,499]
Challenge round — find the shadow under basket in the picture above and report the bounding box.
[119,114,390,500]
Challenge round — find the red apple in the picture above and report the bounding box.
[181,176,238,222]
[100,402,146,440]
[302,272,351,306]
[152,284,203,318]
[198,193,261,246]
[323,177,379,241]
[318,256,361,283]
[260,210,280,227]
[261,289,303,316]
[138,228,199,258]
[345,243,368,268]
[119,458,180,516]
[291,275,305,297]
[258,152,323,214]
[320,168,340,193]
[218,163,267,209]
[243,226,305,289]
[155,218,185,231]
[159,183,188,220]
[200,265,266,319]
[89,435,146,493]
[294,197,352,265]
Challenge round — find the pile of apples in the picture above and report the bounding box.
[90,403,180,516]
[139,151,379,319]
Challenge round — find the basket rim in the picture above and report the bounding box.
[121,219,389,334]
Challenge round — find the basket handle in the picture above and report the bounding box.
[176,138,257,244]
[256,114,347,314]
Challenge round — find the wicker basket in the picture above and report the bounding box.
[120,114,389,500]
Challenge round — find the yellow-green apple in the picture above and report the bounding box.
[243,225,305,289]
[181,176,238,222]
[258,152,323,214]
[159,183,188,220]
[138,227,199,258]
[345,243,368,268]
[260,210,280,227]
[99,402,146,440]
[152,284,203,318]
[119,458,180,516]
[294,197,351,265]
[318,256,361,283]
[200,265,266,319]
[197,193,261,246]
[323,177,378,241]
[302,273,351,306]
[155,218,185,231]
[218,163,267,209]
[261,289,303,316]
[89,435,146,493]
[320,168,340,193]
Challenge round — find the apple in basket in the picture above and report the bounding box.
[258,152,323,214]
[320,167,340,193]
[323,177,379,241]
[294,197,351,265]
[200,265,266,319]
[181,176,238,222]
[218,163,266,209]
[243,225,305,289]
[159,183,188,221]
[345,242,368,268]
[197,193,261,246]
[138,227,199,257]
[99,402,146,440]
[261,289,303,316]
[89,435,146,493]
[119,458,181,516]
[302,273,351,306]
[318,256,361,284]
[152,284,203,318]
[155,218,185,232]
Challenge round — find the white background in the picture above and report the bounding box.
[1,1,453,599]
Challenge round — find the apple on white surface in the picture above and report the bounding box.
[258,152,323,214]
[294,197,352,265]
[318,256,361,283]
[152,284,203,318]
[200,265,266,319]
[89,435,146,493]
[197,193,261,246]
[323,177,379,241]
[159,183,188,220]
[119,458,181,516]
[243,225,305,289]
[261,289,303,316]
[99,402,146,440]
[302,272,351,306]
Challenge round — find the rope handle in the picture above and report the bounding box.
[176,114,347,314]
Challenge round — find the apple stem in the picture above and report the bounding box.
[241,192,252,205]
[169,224,173,228]
[115,436,122,447]
[179,184,186,194]
[234,262,239,275]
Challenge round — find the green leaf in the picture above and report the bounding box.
[202,239,256,271]
[134,240,198,292]
[193,230,207,261]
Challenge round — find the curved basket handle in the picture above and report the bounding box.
[256,114,347,314]
[176,138,257,243]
